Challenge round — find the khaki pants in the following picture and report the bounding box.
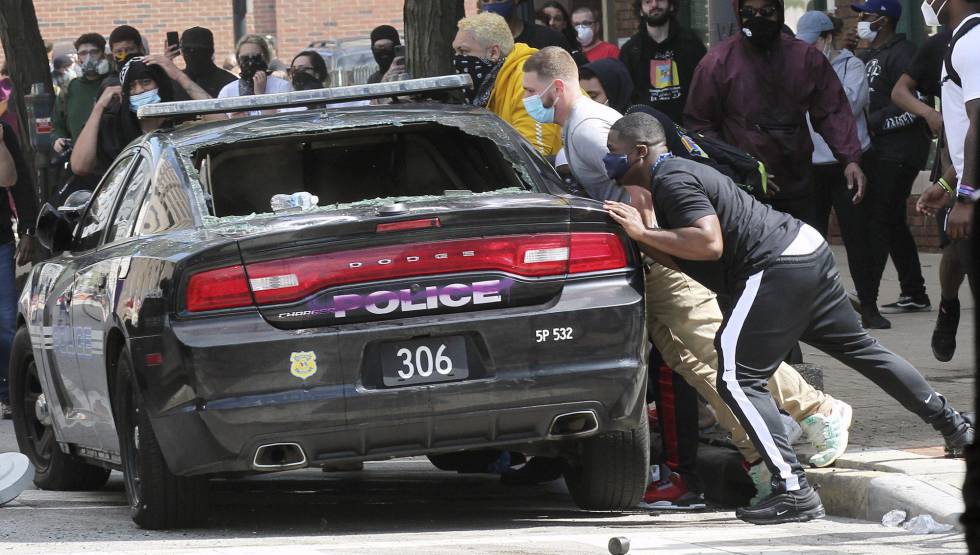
[644,263,834,463]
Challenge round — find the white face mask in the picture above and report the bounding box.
[576,24,595,46]
[920,0,947,27]
[856,20,879,42]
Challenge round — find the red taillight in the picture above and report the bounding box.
[186,265,252,312]
[569,232,628,273]
[376,218,441,233]
[188,233,629,311]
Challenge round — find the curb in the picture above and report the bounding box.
[808,449,965,529]
[695,445,965,529]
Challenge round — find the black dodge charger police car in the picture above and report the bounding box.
[11,76,648,529]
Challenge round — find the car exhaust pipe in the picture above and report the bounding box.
[548,410,599,439]
[252,442,308,470]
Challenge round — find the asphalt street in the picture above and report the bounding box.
[0,445,969,554]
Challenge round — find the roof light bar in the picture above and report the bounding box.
[137,73,473,119]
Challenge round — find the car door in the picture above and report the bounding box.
[73,149,154,456]
[54,149,137,452]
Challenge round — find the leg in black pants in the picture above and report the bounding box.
[717,246,970,499]
[868,159,927,303]
[811,162,878,308]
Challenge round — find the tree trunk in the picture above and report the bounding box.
[404,0,465,79]
[0,0,54,202]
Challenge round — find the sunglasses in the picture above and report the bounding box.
[739,5,779,18]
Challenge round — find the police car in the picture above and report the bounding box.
[11,76,648,529]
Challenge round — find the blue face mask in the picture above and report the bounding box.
[129,88,161,112]
[523,82,556,124]
[603,153,631,181]
[482,1,514,19]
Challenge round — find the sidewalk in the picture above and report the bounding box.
[696,245,974,528]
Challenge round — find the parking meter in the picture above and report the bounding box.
[24,81,53,154]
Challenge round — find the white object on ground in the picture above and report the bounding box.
[608,536,630,555]
[881,509,908,527]
[0,452,35,506]
[904,515,955,534]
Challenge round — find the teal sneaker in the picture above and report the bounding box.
[802,400,853,468]
[746,460,772,506]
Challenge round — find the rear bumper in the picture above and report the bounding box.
[139,273,646,476]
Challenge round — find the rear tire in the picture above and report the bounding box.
[564,416,649,510]
[114,347,208,529]
[9,326,110,490]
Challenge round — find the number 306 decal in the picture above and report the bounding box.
[396,344,454,379]
[535,327,574,343]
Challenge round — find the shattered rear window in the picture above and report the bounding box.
[183,116,540,222]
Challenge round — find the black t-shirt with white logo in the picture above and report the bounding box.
[649,157,801,294]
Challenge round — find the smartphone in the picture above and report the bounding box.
[166,31,180,50]
[393,45,406,60]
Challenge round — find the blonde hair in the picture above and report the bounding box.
[524,46,578,83]
[235,34,271,63]
[457,12,515,56]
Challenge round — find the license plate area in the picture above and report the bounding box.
[379,336,469,387]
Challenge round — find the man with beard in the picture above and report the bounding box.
[619,0,707,124]
[172,27,236,100]
[684,0,866,228]
[52,33,110,158]
[367,25,403,84]
[452,12,561,157]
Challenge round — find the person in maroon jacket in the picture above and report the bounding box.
[683,0,867,227]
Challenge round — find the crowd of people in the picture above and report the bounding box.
[0,0,977,529]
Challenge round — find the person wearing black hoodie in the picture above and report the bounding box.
[853,0,932,315]
[173,27,237,99]
[618,0,706,123]
[368,25,402,84]
[579,58,634,114]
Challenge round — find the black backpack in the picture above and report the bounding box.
[673,125,769,198]
[943,15,980,88]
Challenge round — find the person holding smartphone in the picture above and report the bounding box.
[217,34,292,117]
[171,27,237,99]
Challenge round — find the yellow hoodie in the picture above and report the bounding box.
[486,43,562,158]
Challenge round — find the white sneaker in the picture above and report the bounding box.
[801,400,853,468]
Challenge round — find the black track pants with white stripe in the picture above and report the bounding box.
[716,245,948,492]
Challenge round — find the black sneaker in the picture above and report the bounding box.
[500,457,565,485]
[931,299,960,362]
[944,411,975,458]
[860,305,892,330]
[735,485,825,525]
[880,294,931,314]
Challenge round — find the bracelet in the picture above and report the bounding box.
[958,183,976,199]
[937,177,954,195]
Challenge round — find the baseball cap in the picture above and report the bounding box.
[795,11,834,44]
[851,0,902,22]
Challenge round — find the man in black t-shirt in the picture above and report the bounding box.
[602,112,974,525]
[481,0,574,52]
[172,27,237,100]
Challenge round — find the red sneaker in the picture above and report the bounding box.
[640,472,706,510]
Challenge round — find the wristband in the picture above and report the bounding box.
[958,183,976,200]
[937,177,954,195]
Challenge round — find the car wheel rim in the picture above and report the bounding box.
[22,360,54,471]
[123,380,143,509]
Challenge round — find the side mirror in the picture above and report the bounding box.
[35,190,91,253]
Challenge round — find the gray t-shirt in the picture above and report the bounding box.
[651,157,802,294]
[563,98,628,202]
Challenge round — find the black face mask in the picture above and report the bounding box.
[741,17,782,49]
[239,54,268,81]
[453,54,495,100]
[291,71,322,91]
[182,47,214,75]
[373,48,395,73]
